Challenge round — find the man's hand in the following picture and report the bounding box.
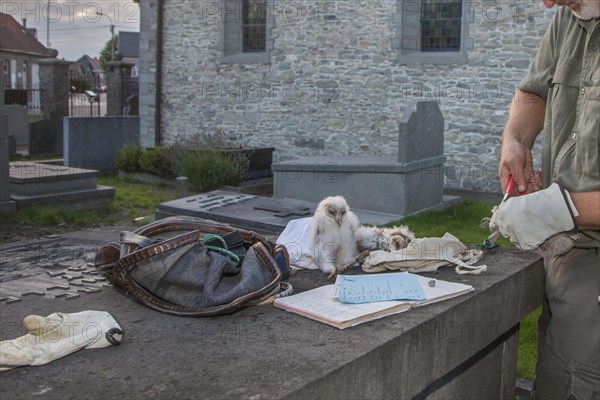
[498,138,542,195]
[489,183,579,250]
[498,90,546,195]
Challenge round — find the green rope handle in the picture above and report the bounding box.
[202,234,241,268]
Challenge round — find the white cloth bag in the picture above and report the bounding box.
[362,233,487,275]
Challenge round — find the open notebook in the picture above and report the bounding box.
[273,272,473,329]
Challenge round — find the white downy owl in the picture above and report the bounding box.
[355,225,415,252]
[311,196,360,273]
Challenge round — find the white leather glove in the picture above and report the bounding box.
[489,183,579,250]
[0,311,123,371]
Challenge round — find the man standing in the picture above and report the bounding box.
[491,0,599,398]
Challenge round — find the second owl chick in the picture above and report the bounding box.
[355,225,415,252]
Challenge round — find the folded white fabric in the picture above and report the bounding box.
[1,310,123,371]
[276,217,320,270]
[362,233,487,275]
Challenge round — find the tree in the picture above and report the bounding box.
[99,34,119,70]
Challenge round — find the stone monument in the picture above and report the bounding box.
[272,101,454,217]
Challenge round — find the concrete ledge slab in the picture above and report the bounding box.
[9,162,98,183]
[0,200,17,214]
[11,185,115,210]
[10,162,98,196]
[0,234,544,400]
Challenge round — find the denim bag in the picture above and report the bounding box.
[95,216,290,317]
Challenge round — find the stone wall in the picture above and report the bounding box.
[140,0,554,193]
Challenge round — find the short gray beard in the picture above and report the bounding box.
[571,1,600,19]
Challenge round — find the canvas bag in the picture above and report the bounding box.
[95,216,290,317]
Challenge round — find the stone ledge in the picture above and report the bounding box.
[0,242,543,399]
[272,155,446,174]
[11,185,115,211]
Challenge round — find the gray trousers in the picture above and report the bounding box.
[533,247,600,400]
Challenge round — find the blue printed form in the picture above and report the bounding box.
[336,273,426,304]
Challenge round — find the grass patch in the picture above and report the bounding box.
[4,175,177,229]
[388,198,536,381]
[517,308,541,381]
[387,198,511,247]
[98,174,177,219]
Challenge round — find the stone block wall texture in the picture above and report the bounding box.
[140,0,554,192]
[38,59,70,117]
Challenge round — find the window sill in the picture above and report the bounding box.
[396,50,469,65]
[220,53,270,64]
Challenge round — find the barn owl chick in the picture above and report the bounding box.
[311,196,359,273]
[355,225,415,252]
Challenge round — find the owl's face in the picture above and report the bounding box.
[317,196,350,227]
[324,204,347,226]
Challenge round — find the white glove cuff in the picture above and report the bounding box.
[555,183,579,231]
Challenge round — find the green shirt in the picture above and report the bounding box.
[519,7,600,247]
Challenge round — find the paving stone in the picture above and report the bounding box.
[5,297,21,304]
[0,296,21,303]
[21,291,45,297]
[47,285,71,291]
[47,271,66,277]
[77,287,102,294]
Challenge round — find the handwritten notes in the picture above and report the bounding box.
[336,273,426,304]
[274,273,474,329]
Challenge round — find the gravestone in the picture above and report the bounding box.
[1,114,17,214]
[1,105,28,154]
[0,60,17,213]
[272,101,455,217]
[156,190,401,233]
[8,162,114,210]
[398,101,444,162]
[157,191,312,233]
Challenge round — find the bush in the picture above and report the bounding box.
[173,149,241,192]
[139,146,174,179]
[117,144,143,172]
[117,130,248,191]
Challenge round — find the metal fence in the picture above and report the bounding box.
[69,71,106,117]
[4,83,43,113]
[119,75,139,116]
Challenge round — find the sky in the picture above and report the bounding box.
[1,0,140,61]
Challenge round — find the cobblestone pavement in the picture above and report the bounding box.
[0,223,136,307]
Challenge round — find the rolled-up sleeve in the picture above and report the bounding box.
[518,9,562,101]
